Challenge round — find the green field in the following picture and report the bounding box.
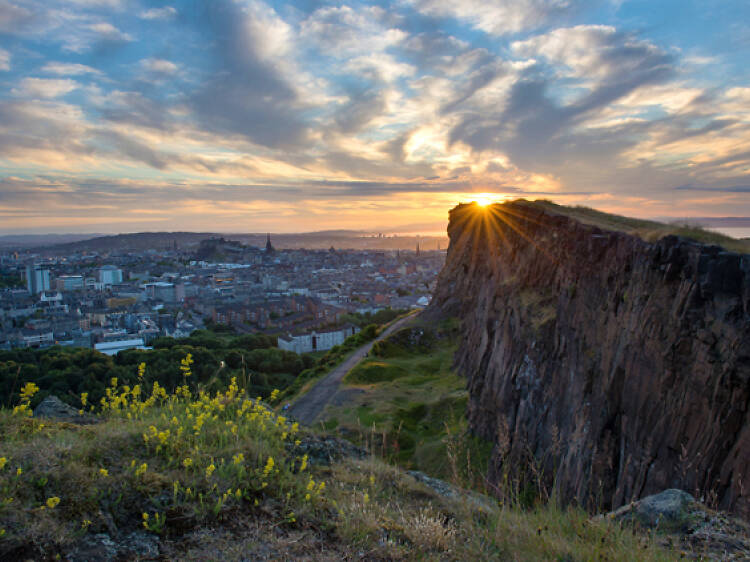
[320,319,493,489]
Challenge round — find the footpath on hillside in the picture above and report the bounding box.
[288,314,415,425]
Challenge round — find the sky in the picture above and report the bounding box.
[0,0,749,234]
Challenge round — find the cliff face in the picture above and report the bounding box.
[431,201,750,517]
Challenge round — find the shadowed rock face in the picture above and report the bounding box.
[430,201,750,518]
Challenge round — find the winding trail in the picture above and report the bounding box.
[288,315,415,425]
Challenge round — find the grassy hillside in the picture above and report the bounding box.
[319,318,493,489]
[0,361,677,560]
[515,199,750,254]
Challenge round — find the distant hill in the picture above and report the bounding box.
[26,230,449,254]
[0,233,103,250]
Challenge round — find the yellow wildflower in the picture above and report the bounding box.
[205,463,216,478]
[19,382,39,401]
[16,467,22,476]
[262,456,274,476]
[0,457,6,470]
[46,497,60,509]
[182,457,193,468]
[99,468,108,477]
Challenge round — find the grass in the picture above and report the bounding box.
[0,365,680,560]
[321,320,493,489]
[516,199,750,254]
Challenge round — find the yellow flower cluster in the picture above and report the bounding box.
[180,353,193,378]
[13,382,39,416]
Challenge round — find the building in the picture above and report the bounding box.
[26,265,50,294]
[278,324,360,354]
[143,282,184,303]
[98,266,123,286]
[56,275,84,291]
[94,338,147,356]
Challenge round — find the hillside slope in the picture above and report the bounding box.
[430,200,750,518]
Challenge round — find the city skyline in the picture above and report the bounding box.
[1,0,749,233]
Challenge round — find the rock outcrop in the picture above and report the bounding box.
[430,201,750,518]
[33,395,99,424]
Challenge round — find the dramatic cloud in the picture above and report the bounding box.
[0,0,748,232]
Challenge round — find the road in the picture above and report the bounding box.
[288,315,415,425]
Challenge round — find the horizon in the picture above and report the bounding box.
[1,1,749,232]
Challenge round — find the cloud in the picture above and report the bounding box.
[676,185,750,193]
[187,0,309,149]
[0,0,33,33]
[138,6,176,20]
[13,77,79,98]
[410,0,579,35]
[447,26,676,174]
[0,47,9,70]
[41,61,99,75]
[139,57,179,75]
[511,25,671,81]
[87,21,131,41]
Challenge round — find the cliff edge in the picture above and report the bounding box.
[431,200,750,518]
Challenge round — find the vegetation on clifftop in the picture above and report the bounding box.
[517,199,750,254]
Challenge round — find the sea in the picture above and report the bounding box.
[707,227,750,240]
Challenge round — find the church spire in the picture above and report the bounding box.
[265,233,275,253]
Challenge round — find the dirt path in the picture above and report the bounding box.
[288,315,415,425]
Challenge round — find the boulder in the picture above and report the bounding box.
[33,395,99,424]
[606,489,696,528]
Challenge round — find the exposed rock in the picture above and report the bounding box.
[286,435,366,466]
[407,470,495,512]
[605,489,696,528]
[120,531,160,559]
[430,201,750,518]
[600,489,750,559]
[65,534,118,562]
[66,531,160,561]
[34,395,99,424]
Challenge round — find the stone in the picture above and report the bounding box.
[286,436,366,466]
[604,489,695,528]
[65,534,118,562]
[408,470,496,512]
[120,531,160,559]
[65,531,159,561]
[34,395,99,424]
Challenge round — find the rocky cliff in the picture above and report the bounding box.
[431,200,750,517]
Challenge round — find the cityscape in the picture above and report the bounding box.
[0,233,444,354]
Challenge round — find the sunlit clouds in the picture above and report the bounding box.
[0,0,748,233]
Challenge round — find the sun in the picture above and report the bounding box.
[473,194,495,207]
